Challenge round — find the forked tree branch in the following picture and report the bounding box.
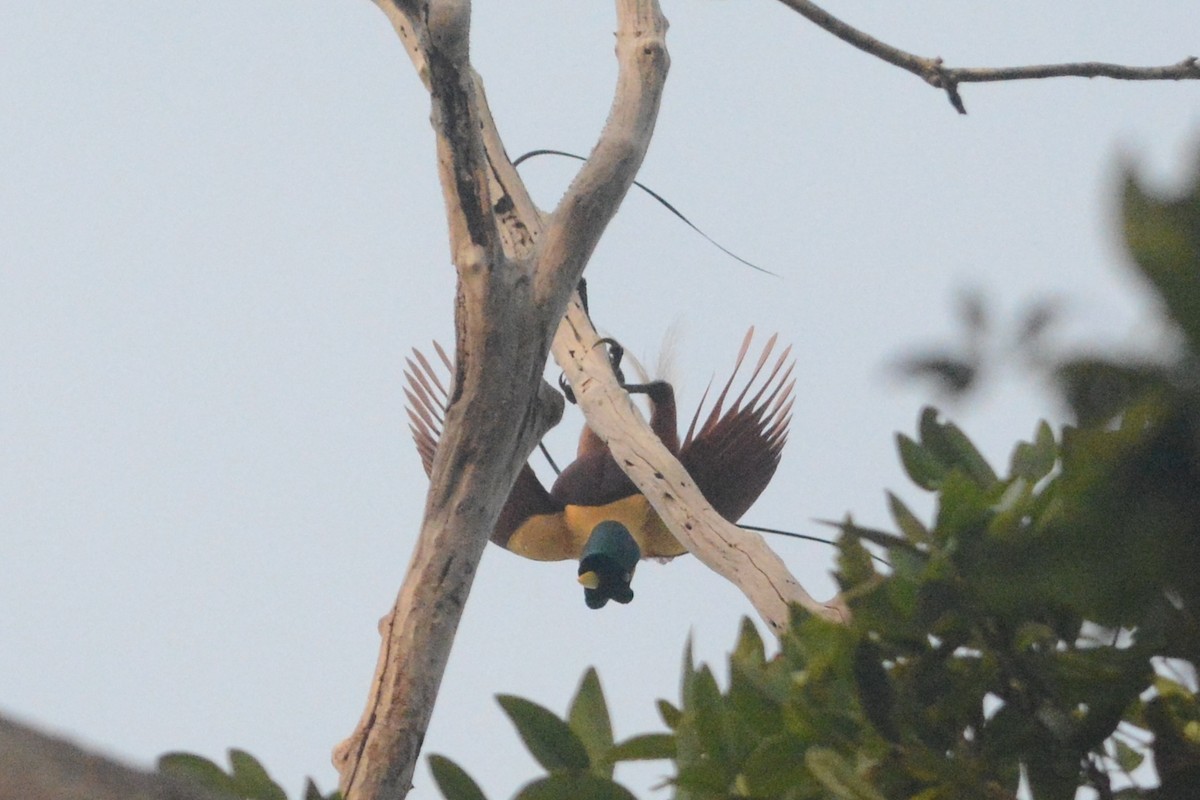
[776,0,1200,113]
[551,299,849,633]
[334,2,669,798]
[534,3,670,310]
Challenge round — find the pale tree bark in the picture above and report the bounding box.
[332,2,680,799]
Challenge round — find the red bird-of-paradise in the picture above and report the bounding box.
[404,329,794,607]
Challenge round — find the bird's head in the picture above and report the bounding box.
[577,520,641,609]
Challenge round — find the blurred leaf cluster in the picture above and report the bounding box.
[158,749,340,800]
[432,152,1200,798]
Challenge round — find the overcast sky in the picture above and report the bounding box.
[2,1,1198,798]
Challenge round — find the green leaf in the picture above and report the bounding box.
[656,699,682,729]
[837,527,876,588]
[886,491,930,545]
[931,470,991,541]
[686,664,729,764]
[1123,165,1200,351]
[157,752,236,795]
[737,735,812,797]
[728,659,786,738]
[228,750,287,800]
[301,778,339,800]
[1009,420,1057,482]
[819,517,912,554]
[568,668,614,778]
[1156,674,1197,701]
[498,695,591,773]
[607,733,675,761]
[852,640,897,742]
[804,747,886,800]
[679,635,697,697]
[428,755,489,800]
[988,477,1032,539]
[1113,738,1146,773]
[918,407,997,487]
[674,761,734,794]
[513,773,637,800]
[732,617,765,667]
[897,433,946,491]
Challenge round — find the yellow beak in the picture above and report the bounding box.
[577,571,600,589]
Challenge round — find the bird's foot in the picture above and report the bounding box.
[560,336,626,404]
[594,337,627,384]
[557,372,577,405]
[560,336,670,405]
[620,378,674,406]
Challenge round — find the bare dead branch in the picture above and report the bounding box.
[551,298,849,634]
[332,368,563,800]
[424,6,502,269]
[335,2,670,799]
[372,2,430,90]
[535,0,670,308]
[775,0,1200,113]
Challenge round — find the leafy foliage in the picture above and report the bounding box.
[158,749,340,800]
[429,668,662,800]
[434,149,1200,798]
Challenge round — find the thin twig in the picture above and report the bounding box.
[775,0,1200,113]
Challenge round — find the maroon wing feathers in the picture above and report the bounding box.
[403,343,563,548]
[679,328,794,522]
[404,342,454,477]
[404,330,792,545]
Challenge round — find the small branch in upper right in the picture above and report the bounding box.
[775,0,1199,113]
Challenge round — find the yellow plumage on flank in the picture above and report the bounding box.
[506,495,685,561]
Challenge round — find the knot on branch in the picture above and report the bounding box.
[918,57,967,115]
[616,32,669,71]
[917,56,947,88]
